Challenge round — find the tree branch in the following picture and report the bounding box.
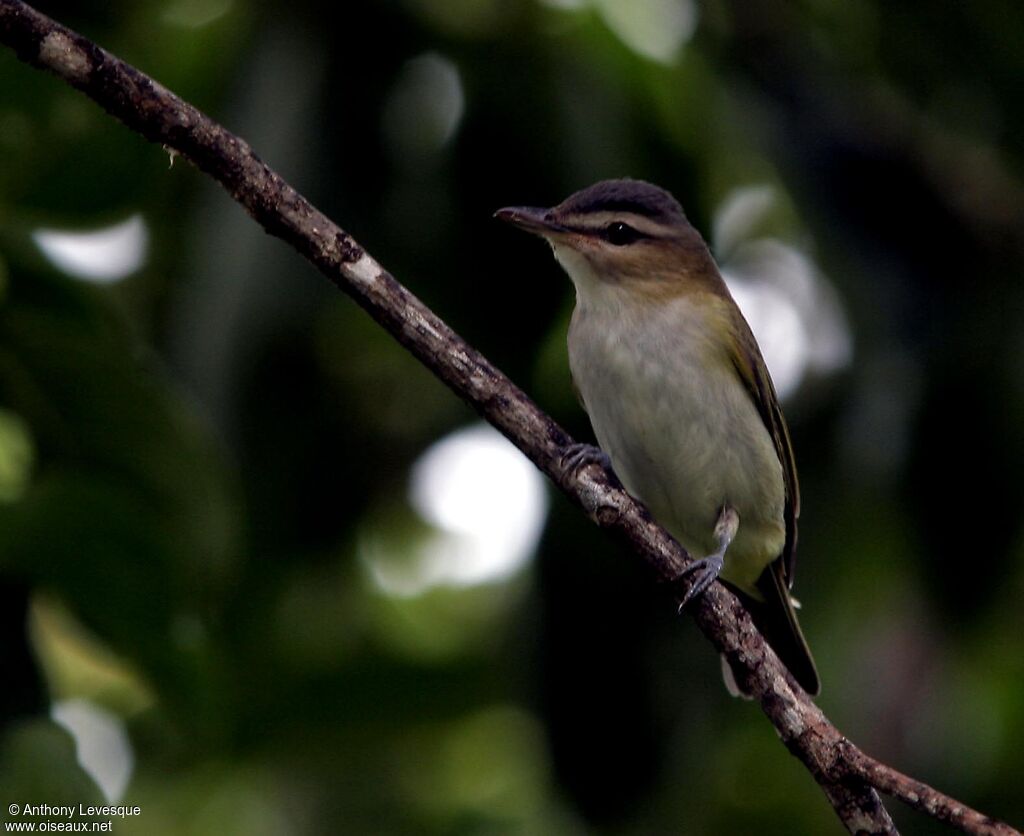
[0,3,1017,834]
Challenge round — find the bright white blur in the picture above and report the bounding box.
[51,699,134,803]
[538,0,698,65]
[366,424,549,597]
[715,186,853,399]
[32,215,149,284]
[382,52,464,163]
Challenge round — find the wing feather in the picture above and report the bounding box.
[727,313,800,586]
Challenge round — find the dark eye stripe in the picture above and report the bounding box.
[604,222,644,246]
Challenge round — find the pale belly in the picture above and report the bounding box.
[568,298,785,594]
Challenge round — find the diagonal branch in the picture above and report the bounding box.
[0,3,1017,834]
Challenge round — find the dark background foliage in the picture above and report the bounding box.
[2,1,1023,833]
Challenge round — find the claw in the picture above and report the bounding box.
[676,555,725,612]
[674,506,738,612]
[561,442,611,475]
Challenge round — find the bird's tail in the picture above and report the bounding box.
[725,561,820,696]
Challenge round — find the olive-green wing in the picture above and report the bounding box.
[726,311,819,694]
[727,313,800,586]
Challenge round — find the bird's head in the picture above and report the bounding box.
[496,178,717,299]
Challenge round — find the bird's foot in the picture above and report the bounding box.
[675,505,737,612]
[675,554,725,613]
[560,442,612,476]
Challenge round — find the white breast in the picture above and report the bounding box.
[561,256,785,592]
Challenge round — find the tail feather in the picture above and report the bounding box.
[726,561,820,696]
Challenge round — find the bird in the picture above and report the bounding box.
[495,178,820,695]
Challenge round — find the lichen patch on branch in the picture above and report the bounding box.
[38,31,90,82]
[346,251,382,285]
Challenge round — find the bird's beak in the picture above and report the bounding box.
[494,206,567,238]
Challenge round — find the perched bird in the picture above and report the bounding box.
[496,178,819,695]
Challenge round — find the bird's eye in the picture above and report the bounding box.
[605,222,641,246]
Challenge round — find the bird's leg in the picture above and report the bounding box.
[560,442,613,476]
[676,505,739,612]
